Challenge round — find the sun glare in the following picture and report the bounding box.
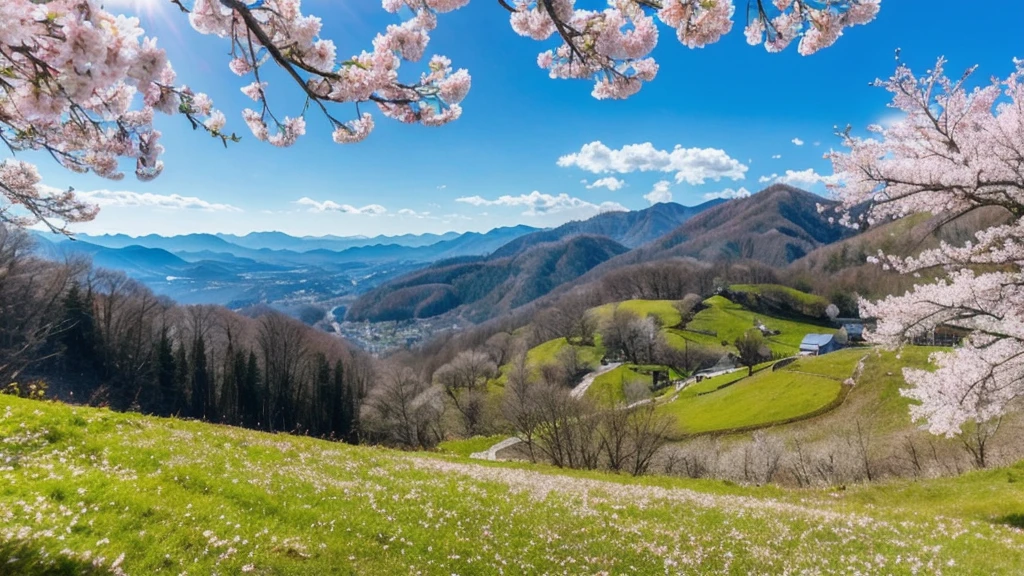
[103,0,168,18]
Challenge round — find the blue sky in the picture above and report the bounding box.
[32,0,1024,237]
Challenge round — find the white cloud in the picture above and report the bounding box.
[74,189,241,212]
[792,138,805,146]
[396,208,433,219]
[296,197,387,215]
[703,187,751,201]
[813,141,821,147]
[771,154,782,160]
[586,177,626,191]
[557,141,748,185]
[437,184,447,190]
[759,169,842,188]
[643,181,673,205]
[455,191,627,216]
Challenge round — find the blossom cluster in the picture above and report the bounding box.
[830,58,1024,436]
[743,0,880,55]
[0,0,222,232]
[508,0,880,99]
[187,0,471,145]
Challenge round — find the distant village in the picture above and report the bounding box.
[332,316,465,355]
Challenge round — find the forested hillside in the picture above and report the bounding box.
[348,235,630,322]
[1,226,369,441]
[600,184,853,270]
[490,200,722,258]
[349,187,849,324]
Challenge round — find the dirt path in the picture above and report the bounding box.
[570,362,622,399]
[469,437,523,461]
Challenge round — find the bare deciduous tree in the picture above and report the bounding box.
[362,363,442,449]
[434,349,496,435]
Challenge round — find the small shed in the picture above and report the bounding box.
[800,333,840,356]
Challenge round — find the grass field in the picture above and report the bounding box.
[492,337,605,388]
[437,435,508,457]
[2,395,1023,575]
[525,337,603,368]
[662,371,843,436]
[675,362,775,399]
[729,284,830,308]
[592,299,682,327]
[585,365,652,404]
[658,352,866,436]
[686,295,834,355]
[663,327,729,351]
[784,348,866,378]
[842,346,944,433]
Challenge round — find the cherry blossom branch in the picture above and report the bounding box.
[831,58,1024,436]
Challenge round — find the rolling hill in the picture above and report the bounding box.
[347,235,630,322]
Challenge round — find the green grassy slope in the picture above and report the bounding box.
[526,337,603,368]
[729,283,830,307]
[1,396,1023,575]
[687,295,834,356]
[492,337,605,388]
[676,362,775,399]
[658,350,867,436]
[662,372,843,436]
[789,346,943,437]
[436,435,509,457]
[585,365,650,404]
[592,299,682,326]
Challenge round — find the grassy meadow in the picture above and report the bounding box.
[657,349,867,436]
[2,395,1024,575]
[686,295,834,356]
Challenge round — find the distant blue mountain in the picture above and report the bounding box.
[29,224,541,307]
[215,231,463,252]
[77,225,539,265]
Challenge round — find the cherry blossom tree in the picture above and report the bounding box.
[1,0,879,233]
[829,57,1024,438]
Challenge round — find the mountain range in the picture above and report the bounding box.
[30,187,856,321]
[348,186,856,323]
[31,225,540,306]
[347,200,728,322]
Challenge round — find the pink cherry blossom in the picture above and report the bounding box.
[830,58,1024,437]
[333,114,376,144]
[0,0,224,233]
[1,0,878,233]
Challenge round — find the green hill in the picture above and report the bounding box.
[500,293,834,406]
[1,395,1023,575]
[685,295,833,355]
[592,294,830,357]
[658,349,866,436]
